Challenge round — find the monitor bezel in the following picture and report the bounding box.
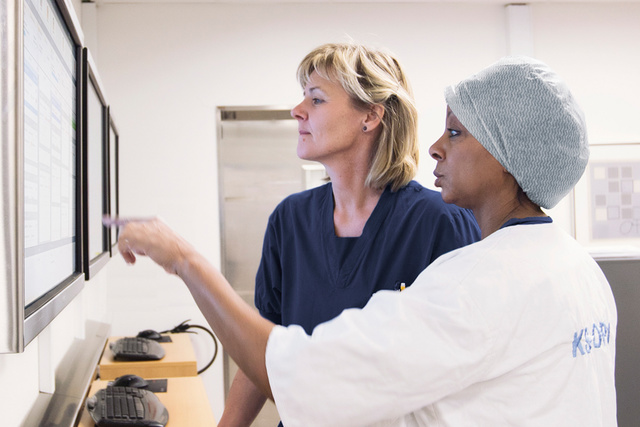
[107,110,120,255]
[82,48,110,280]
[0,0,87,353]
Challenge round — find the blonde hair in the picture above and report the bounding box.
[297,43,419,191]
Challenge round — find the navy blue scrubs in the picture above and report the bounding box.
[255,181,480,335]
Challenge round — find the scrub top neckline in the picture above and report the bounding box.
[321,183,395,288]
[500,216,553,229]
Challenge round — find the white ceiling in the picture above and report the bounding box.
[94,0,640,4]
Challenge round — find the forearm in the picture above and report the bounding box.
[114,218,275,399]
[219,369,268,427]
[176,244,275,400]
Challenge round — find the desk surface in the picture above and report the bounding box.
[99,334,198,380]
[78,376,216,426]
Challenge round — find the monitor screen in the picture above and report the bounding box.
[87,79,105,260]
[83,50,110,279]
[23,0,80,307]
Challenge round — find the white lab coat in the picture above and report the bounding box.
[265,223,617,426]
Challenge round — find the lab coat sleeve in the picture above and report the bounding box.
[265,252,496,427]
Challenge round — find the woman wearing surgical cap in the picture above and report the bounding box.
[113,57,617,426]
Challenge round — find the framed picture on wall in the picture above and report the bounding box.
[574,142,640,256]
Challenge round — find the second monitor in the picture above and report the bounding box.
[82,48,110,280]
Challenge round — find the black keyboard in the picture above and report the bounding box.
[110,337,165,361]
[86,386,169,427]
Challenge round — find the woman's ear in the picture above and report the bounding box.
[362,104,384,132]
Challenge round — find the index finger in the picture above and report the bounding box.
[103,215,156,227]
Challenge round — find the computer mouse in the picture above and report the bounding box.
[137,329,162,341]
[112,374,149,389]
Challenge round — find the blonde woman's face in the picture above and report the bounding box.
[291,72,370,165]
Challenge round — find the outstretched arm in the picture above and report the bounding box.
[218,369,268,427]
[114,218,275,400]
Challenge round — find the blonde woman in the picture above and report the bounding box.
[218,43,479,426]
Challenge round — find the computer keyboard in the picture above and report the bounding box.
[86,386,169,427]
[109,337,165,361]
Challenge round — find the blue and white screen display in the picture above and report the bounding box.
[23,0,77,306]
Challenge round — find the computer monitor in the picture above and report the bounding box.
[1,0,85,352]
[82,49,110,279]
[108,111,120,254]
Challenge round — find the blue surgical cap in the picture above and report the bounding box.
[445,56,589,209]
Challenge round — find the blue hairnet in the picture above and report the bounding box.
[445,56,589,209]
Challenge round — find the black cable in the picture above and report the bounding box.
[160,320,219,375]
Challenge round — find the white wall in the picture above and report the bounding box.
[2,2,639,426]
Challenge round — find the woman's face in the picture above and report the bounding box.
[291,71,369,164]
[429,107,507,210]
